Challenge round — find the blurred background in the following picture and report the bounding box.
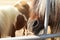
[0,0,18,6]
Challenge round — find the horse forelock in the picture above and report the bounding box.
[30,0,46,22]
[32,0,46,19]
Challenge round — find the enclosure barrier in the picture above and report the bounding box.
[44,0,50,34]
[0,0,60,40]
[0,33,60,40]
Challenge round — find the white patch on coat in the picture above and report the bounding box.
[0,6,22,37]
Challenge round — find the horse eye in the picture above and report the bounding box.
[33,20,39,27]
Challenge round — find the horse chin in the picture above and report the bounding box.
[32,27,44,35]
[27,29,44,36]
[27,25,44,36]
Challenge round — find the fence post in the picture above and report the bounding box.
[44,0,50,34]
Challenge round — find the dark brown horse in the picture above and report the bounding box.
[27,0,60,40]
[0,1,30,38]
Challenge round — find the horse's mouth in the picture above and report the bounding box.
[27,28,44,36]
[27,22,44,35]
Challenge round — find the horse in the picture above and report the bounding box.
[27,0,60,40]
[0,1,30,38]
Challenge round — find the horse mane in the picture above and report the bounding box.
[32,0,59,25]
[31,0,46,22]
[32,0,60,34]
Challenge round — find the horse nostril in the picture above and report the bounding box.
[33,20,39,28]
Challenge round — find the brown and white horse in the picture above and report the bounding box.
[27,0,60,40]
[0,1,30,38]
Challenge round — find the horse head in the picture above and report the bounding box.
[27,11,44,35]
[27,0,59,36]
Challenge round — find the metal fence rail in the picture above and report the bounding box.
[0,33,60,40]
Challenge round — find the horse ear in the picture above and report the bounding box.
[20,1,29,10]
[14,1,30,19]
[14,1,29,12]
